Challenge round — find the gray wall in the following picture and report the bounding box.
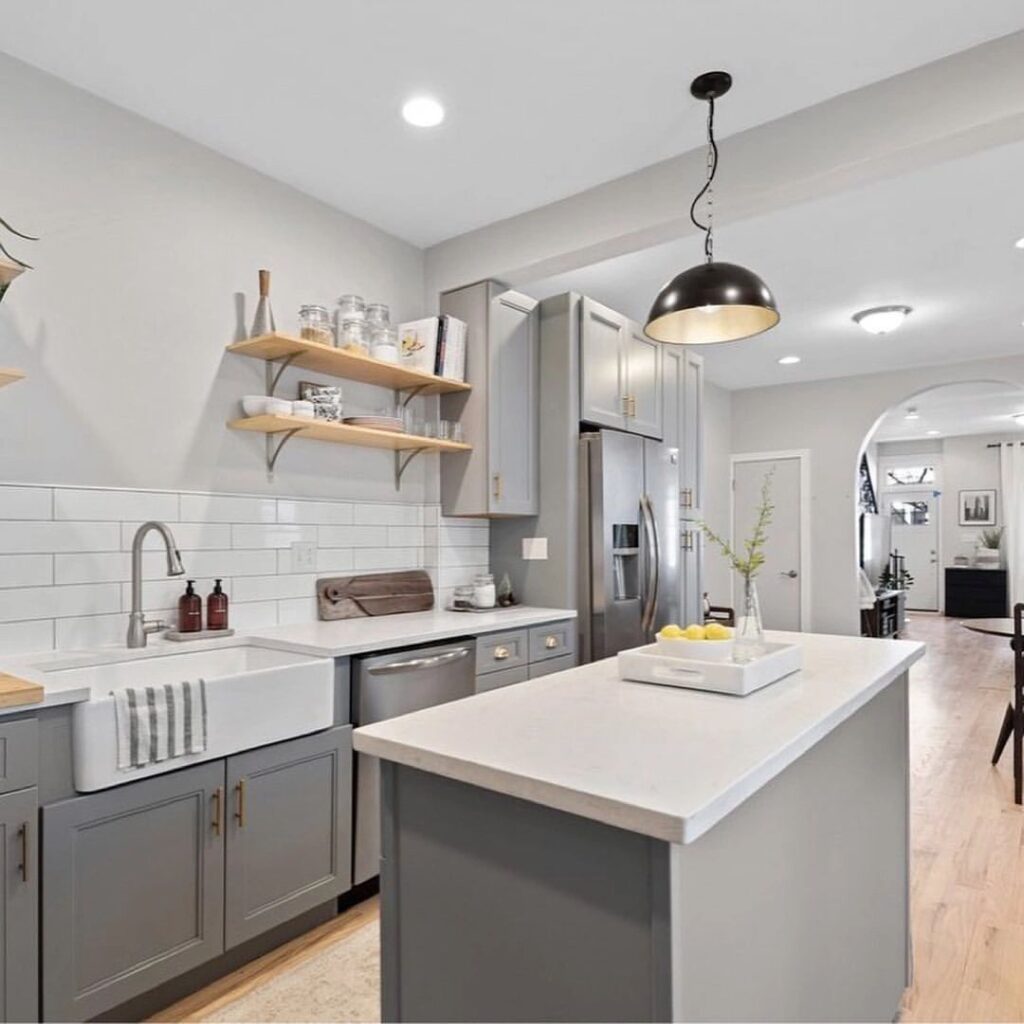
[0,53,434,504]
[730,354,1024,635]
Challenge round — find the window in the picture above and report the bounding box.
[891,500,930,526]
[886,465,936,487]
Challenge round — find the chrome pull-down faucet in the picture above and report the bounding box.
[126,521,185,648]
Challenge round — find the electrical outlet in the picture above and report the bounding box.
[291,541,316,572]
[522,537,548,561]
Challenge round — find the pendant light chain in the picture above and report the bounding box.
[688,95,719,264]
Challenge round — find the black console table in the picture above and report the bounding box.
[945,567,1008,618]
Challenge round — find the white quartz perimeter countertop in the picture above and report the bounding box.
[354,630,925,845]
[238,605,576,658]
[0,606,576,713]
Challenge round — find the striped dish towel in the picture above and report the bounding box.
[112,680,208,771]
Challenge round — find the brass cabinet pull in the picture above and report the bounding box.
[17,823,27,883]
[234,779,247,828]
[629,395,637,418]
[681,529,694,552]
[493,645,510,661]
[621,395,630,417]
[493,473,502,501]
[680,488,693,509]
[211,786,224,836]
[544,635,558,649]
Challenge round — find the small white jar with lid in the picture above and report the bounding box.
[472,572,496,609]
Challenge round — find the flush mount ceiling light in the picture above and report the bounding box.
[1015,237,1024,249]
[1013,413,1024,426]
[904,407,920,420]
[777,355,801,365]
[852,305,912,335]
[926,429,941,436]
[401,95,445,128]
[645,72,779,346]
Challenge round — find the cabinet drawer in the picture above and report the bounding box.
[475,665,529,694]
[528,621,576,663]
[528,653,577,680]
[475,630,528,675]
[0,718,37,796]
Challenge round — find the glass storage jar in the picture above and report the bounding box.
[366,303,390,327]
[472,573,496,609]
[298,305,332,346]
[336,318,368,355]
[452,584,475,610]
[336,294,366,322]
[369,325,399,363]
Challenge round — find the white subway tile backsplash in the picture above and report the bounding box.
[121,522,232,551]
[0,521,121,554]
[0,583,122,623]
[0,618,55,656]
[0,554,53,588]
[54,488,179,522]
[232,574,316,603]
[231,524,317,549]
[277,499,354,525]
[352,503,420,526]
[0,486,53,520]
[0,488,487,653]
[180,494,276,523]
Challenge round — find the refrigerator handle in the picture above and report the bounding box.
[640,495,660,635]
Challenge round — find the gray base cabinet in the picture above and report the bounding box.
[225,728,352,949]
[42,727,353,1022]
[0,786,38,1023]
[42,760,225,1022]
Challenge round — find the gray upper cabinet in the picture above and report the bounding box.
[0,786,38,1024]
[580,297,662,439]
[440,280,539,517]
[42,760,226,1022]
[679,350,704,518]
[225,727,352,949]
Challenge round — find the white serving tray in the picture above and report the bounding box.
[617,641,802,696]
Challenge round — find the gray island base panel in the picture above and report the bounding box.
[379,675,910,1023]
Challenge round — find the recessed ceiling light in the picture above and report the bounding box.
[852,305,913,335]
[401,95,445,128]
[926,429,941,436]
[1015,237,1024,249]
[1013,413,1024,426]
[777,355,801,365]
[904,407,920,420]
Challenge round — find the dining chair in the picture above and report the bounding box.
[991,602,1024,804]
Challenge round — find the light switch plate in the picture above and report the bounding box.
[291,541,316,572]
[522,537,548,561]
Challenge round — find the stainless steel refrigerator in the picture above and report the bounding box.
[578,429,680,661]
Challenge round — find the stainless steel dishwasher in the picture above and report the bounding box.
[352,638,476,883]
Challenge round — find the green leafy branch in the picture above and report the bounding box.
[699,468,775,582]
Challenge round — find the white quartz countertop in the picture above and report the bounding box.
[0,606,575,714]
[354,630,925,845]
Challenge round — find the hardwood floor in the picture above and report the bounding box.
[155,613,1024,1022]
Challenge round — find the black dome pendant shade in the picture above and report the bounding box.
[645,71,779,345]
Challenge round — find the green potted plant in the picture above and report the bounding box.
[976,527,1003,568]
[700,469,774,663]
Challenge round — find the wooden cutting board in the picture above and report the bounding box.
[0,673,44,708]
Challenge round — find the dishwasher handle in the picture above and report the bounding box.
[366,647,472,675]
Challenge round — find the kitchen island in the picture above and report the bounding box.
[354,630,925,1023]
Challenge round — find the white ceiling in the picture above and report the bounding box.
[529,138,1024,389]
[872,382,1024,443]
[1,0,1023,246]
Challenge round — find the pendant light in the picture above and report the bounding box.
[645,71,779,345]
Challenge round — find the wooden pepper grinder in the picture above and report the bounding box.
[250,268,276,337]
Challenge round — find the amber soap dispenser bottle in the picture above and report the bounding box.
[178,580,202,633]
[207,579,229,631]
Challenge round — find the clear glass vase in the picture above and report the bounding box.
[733,576,765,663]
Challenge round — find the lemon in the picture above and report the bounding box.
[705,623,732,641]
[659,624,684,638]
[683,624,707,640]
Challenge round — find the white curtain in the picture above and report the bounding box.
[1000,443,1024,609]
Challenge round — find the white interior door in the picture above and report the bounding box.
[732,455,806,631]
[886,493,938,610]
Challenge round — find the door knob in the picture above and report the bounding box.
[780,570,798,578]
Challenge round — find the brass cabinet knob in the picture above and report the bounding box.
[493,645,510,660]
[544,635,558,649]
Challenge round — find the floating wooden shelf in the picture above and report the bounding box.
[227,333,471,397]
[229,413,472,452]
[0,369,25,389]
